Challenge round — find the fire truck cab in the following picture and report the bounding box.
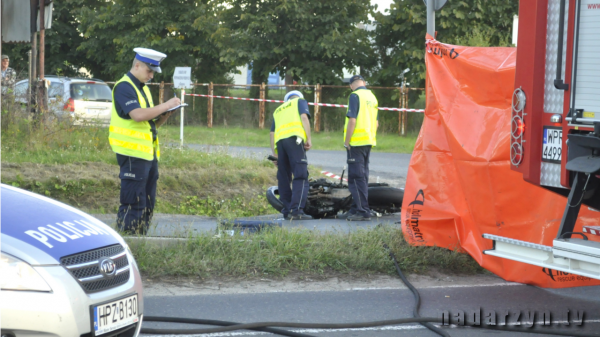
[483,0,600,280]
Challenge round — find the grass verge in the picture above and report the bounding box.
[161,125,418,153]
[1,110,278,217]
[128,225,485,278]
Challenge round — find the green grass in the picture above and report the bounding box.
[161,125,418,153]
[128,225,485,278]
[1,106,484,278]
[1,108,278,216]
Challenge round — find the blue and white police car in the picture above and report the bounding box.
[1,184,144,337]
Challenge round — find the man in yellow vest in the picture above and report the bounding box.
[340,75,378,221]
[109,48,181,234]
[270,90,313,220]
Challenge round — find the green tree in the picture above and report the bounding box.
[369,0,517,88]
[2,1,88,79]
[210,0,375,85]
[71,0,235,83]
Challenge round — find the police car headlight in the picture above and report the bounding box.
[0,252,52,292]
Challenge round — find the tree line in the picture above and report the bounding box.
[3,0,517,89]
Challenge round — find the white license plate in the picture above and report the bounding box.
[542,127,562,163]
[93,294,138,336]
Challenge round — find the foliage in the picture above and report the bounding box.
[129,225,485,278]
[369,0,517,88]
[2,1,88,79]
[177,195,271,217]
[210,0,375,85]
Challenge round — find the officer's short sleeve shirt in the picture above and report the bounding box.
[113,72,149,119]
[113,72,157,142]
[271,98,311,132]
[346,86,377,120]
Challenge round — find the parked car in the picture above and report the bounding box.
[1,184,144,337]
[14,76,113,125]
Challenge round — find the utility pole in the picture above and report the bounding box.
[425,0,448,37]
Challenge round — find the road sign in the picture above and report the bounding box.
[173,67,192,89]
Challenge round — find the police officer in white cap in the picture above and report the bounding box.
[109,47,181,234]
[270,90,313,220]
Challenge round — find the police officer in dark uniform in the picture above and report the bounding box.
[339,75,379,221]
[270,91,313,220]
[109,48,181,234]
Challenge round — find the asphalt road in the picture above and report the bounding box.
[140,282,600,337]
[182,144,412,188]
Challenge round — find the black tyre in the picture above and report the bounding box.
[368,186,404,207]
[266,186,284,212]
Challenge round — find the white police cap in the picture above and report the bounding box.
[284,90,304,102]
[133,47,167,73]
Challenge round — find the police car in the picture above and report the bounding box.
[1,184,144,337]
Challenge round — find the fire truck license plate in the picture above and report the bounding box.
[542,127,562,164]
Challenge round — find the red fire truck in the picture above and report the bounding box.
[484,0,600,280]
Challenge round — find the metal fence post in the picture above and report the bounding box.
[259,82,266,129]
[208,82,213,128]
[314,84,321,132]
[159,81,164,104]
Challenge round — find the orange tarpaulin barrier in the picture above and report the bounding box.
[401,38,600,288]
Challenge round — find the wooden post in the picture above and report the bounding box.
[314,84,321,132]
[398,87,403,136]
[259,82,266,129]
[193,82,197,112]
[401,79,408,136]
[159,81,164,104]
[208,82,213,128]
[38,0,48,114]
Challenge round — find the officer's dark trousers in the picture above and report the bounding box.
[277,137,309,217]
[116,154,158,234]
[347,145,371,216]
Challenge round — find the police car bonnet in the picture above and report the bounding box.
[134,47,166,73]
[1,185,121,261]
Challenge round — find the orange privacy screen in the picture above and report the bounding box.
[401,38,600,288]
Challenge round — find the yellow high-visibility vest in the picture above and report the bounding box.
[108,74,160,161]
[273,97,307,144]
[344,89,378,146]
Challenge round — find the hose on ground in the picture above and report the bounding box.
[383,243,451,337]
[383,244,599,337]
[140,316,443,335]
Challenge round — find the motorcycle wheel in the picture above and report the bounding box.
[367,186,404,207]
[266,186,285,212]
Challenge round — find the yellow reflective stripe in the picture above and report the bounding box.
[274,122,303,138]
[109,138,154,155]
[109,125,152,141]
[278,121,302,129]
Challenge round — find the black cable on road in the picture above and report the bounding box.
[383,243,451,337]
[142,316,315,337]
[383,244,600,337]
[141,316,443,335]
